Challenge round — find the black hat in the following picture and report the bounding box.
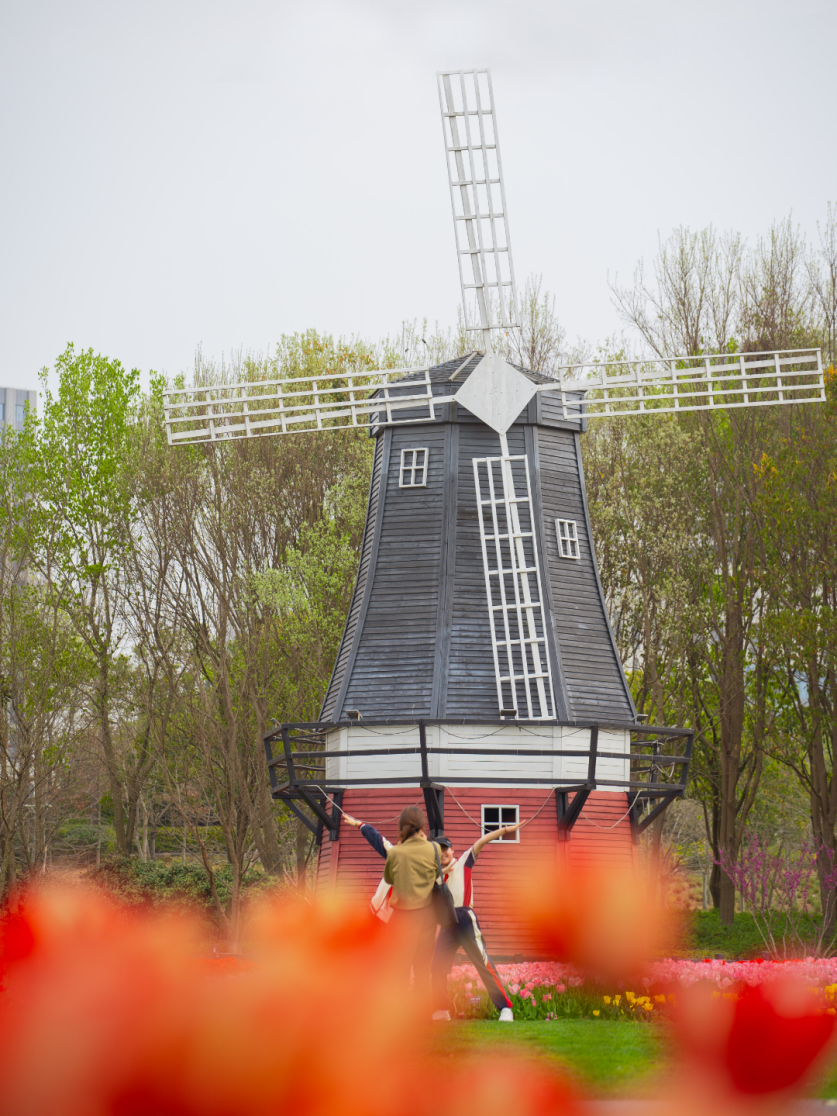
[435,836,453,849]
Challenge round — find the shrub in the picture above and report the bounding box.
[88,857,282,926]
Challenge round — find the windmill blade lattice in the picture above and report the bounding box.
[437,69,519,344]
[163,363,442,445]
[541,348,826,420]
[474,447,556,720]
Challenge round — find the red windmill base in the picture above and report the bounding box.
[314,788,636,959]
[267,717,693,961]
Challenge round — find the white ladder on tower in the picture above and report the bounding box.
[473,435,556,720]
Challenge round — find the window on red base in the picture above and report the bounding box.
[481,804,519,841]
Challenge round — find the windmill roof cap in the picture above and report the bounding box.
[392,352,557,388]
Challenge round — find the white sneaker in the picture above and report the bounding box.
[498,1007,514,1022]
[432,1010,451,1021]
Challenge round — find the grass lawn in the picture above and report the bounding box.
[429,1019,837,1099]
[429,1019,667,1096]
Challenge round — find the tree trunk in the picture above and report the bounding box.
[647,813,665,907]
[227,864,243,954]
[718,865,736,924]
[139,798,149,861]
[812,789,837,942]
[98,672,129,855]
[709,861,722,910]
[716,591,748,926]
[296,818,309,894]
[806,676,837,943]
[243,704,283,875]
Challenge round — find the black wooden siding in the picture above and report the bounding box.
[535,425,634,721]
[320,434,384,721]
[320,355,634,726]
[538,389,586,431]
[339,424,449,718]
[443,424,504,716]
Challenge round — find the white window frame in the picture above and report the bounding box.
[555,518,580,559]
[399,447,429,488]
[480,804,520,842]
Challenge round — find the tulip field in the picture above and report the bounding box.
[448,957,837,1021]
[5,859,837,1114]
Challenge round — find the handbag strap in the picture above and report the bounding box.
[432,842,443,879]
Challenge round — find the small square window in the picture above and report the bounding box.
[399,447,428,488]
[15,404,25,425]
[481,804,520,842]
[555,518,580,559]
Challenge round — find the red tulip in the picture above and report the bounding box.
[671,978,836,1109]
[514,857,668,982]
[0,886,580,1116]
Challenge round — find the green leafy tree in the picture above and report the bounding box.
[34,345,148,855]
[756,365,837,931]
[606,217,824,922]
[0,411,92,893]
[124,338,373,941]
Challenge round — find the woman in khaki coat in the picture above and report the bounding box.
[383,805,440,1001]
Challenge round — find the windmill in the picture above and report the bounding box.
[164,70,825,956]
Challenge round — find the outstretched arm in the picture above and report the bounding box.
[473,820,524,859]
[343,813,391,857]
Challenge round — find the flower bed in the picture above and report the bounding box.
[448,958,837,1021]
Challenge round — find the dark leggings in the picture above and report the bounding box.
[432,907,511,1011]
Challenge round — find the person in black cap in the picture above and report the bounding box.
[344,812,521,1021]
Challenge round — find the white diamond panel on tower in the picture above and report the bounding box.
[437,69,519,344]
[454,353,538,435]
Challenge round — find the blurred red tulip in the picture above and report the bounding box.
[514,856,667,981]
[0,886,580,1116]
[426,1055,580,1116]
[671,978,836,1109]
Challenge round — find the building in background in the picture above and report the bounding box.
[0,386,37,429]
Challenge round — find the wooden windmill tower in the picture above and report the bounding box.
[164,70,825,957]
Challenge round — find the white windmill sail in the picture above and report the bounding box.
[436,68,519,349]
[163,363,443,445]
[537,348,826,420]
[162,346,827,444]
[435,71,555,720]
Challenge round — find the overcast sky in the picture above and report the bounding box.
[1,0,834,392]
